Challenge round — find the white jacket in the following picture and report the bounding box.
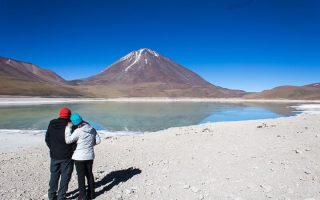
[65,124,101,161]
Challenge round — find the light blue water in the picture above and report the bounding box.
[0,102,299,132]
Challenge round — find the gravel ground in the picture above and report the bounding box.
[0,114,319,200]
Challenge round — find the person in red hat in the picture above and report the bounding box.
[45,107,75,200]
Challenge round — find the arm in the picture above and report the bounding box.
[93,128,101,145]
[65,125,80,144]
[45,122,51,148]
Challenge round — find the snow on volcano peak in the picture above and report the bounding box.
[145,48,159,57]
[122,48,160,72]
[124,49,143,72]
[136,48,160,57]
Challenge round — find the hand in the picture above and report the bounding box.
[67,122,73,127]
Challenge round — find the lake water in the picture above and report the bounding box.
[0,102,300,133]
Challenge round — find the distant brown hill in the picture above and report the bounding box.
[74,48,246,97]
[244,83,320,100]
[0,57,68,84]
[0,57,84,97]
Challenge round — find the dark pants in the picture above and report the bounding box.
[48,158,74,200]
[75,160,95,199]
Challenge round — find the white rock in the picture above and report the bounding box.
[125,189,133,195]
[305,148,311,151]
[304,171,311,175]
[266,193,272,198]
[294,149,302,154]
[191,186,200,193]
[260,185,272,193]
[131,186,138,190]
[299,176,307,181]
[183,185,190,189]
[163,160,169,164]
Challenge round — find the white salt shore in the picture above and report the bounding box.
[0,130,45,153]
[0,104,319,199]
[292,104,320,115]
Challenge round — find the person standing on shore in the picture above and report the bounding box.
[65,113,101,200]
[45,107,75,200]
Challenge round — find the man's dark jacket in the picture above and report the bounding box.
[45,118,74,160]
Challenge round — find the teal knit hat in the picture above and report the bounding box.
[70,113,83,126]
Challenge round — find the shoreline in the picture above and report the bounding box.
[1,103,319,153]
[0,113,319,199]
[0,97,320,106]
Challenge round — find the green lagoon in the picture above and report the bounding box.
[0,102,300,133]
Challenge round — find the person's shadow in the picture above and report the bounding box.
[66,167,141,199]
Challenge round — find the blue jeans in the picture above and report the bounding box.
[48,158,74,200]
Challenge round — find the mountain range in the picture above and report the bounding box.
[0,57,83,97]
[0,48,319,99]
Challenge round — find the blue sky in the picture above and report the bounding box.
[0,0,319,92]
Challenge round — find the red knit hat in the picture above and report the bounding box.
[59,107,71,119]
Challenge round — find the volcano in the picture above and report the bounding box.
[75,48,246,97]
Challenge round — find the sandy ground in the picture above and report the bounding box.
[0,130,44,153]
[0,113,320,200]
